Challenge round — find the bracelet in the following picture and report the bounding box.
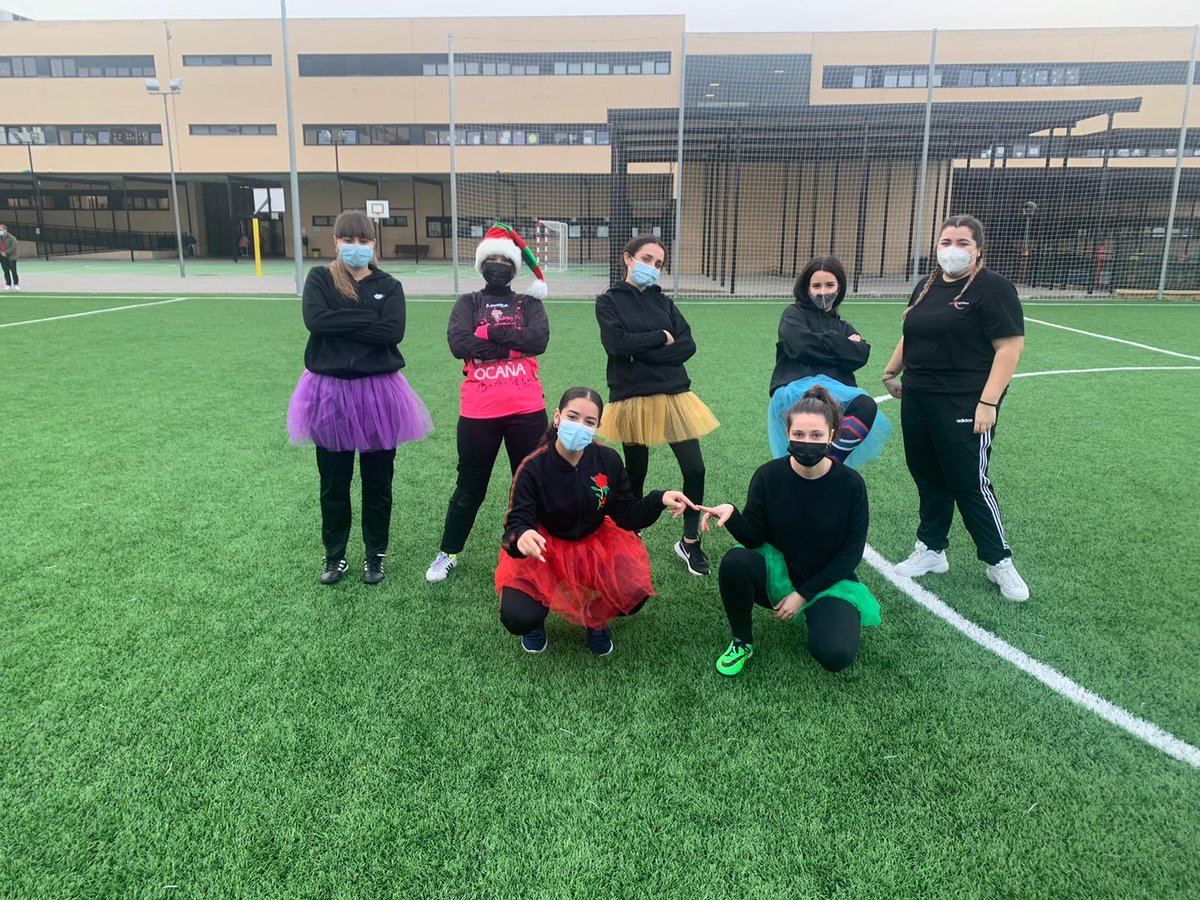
[881,371,899,381]
[978,400,998,408]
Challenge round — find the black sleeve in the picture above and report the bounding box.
[797,476,868,600]
[778,306,839,365]
[448,293,508,361]
[818,318,872,370]
[487,296,550,355]
[724,468,770,549]
[301,269,380,335]
[636,299,697,365]
[501,455,543,558]
[605,456,666,531]
[346,279,407,346]
[976,274,1025,340]
[596,292,670,356]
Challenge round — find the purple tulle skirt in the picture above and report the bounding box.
[287,370,434,453]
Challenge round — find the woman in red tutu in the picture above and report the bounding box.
[496,386,693,656]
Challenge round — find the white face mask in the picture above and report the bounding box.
[937,246,974,277]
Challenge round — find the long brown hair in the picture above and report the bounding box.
[786,384,844,437]
[328,210,376,301]
[906,214,986,318]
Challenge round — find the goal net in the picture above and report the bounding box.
[535,219,569,272]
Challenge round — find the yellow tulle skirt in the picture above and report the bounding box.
[598,391,720,446]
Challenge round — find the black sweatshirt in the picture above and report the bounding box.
[902,268,1024,395]
[595,281,697,402]
[725,456,868,600]
[502,441,666,557]
[769,297,871,395]
[301,265,407,378]
[446,284,550,361]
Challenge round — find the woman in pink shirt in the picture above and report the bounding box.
[426,223,551,583]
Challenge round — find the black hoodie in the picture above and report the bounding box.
[501,441,666,556]
[595,281,696,402]
[768,296,870,395]
[301,265,406,379]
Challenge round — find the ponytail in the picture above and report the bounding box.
[787,385,844,436]
[540,386,605,447]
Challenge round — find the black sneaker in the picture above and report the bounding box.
[586,626,614,656]
[522,626,548,654]
[363,554,386,585]
[675,539,711,577]
[320,558,348,585]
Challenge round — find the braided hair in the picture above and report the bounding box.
[905,214,985,318]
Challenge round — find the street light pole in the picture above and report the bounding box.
[19,134,48,260]
[334,140,343,211]
[146,78,187,278]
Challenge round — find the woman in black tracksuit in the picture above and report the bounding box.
[881,214,1029,602]
[425,228,550,583]
[594,234,719,578]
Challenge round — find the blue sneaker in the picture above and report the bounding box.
[522,626,548,654]
[586,626,614,656]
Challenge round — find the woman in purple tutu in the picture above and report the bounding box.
[287,210,433,585]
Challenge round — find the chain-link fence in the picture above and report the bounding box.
[436,26,1199,300]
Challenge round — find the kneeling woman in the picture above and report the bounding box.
[768,256,891,468]
[497,386,693,656]
[701,386,880,676]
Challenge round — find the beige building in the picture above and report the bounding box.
[0,15,1196,292]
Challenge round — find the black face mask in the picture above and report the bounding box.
[787,440,829,468]
[482,261,515,287]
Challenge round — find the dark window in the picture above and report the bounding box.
[427,216,452,238]
[312,215,336,226]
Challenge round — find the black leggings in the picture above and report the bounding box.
[830,394,879,463]
[315,446,396,559]
[622,439,705,539]
[499,587,649,635]
[1,257,17,286]
[717,547,861,672]
[439,410,547,554]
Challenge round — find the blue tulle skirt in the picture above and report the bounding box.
[767,375,892,469]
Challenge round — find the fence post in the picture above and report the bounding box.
[911,28,938,285]
[673,31,687,294]
[1157,23,1199,301]
[448,34,461,296]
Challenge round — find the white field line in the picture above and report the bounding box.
[868,364,1200,768]
[861,546,1200,769]
[1024,316,1200,361]
[0,296,189,329]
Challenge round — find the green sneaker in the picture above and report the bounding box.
[716,640,754,677]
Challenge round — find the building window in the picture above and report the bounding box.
[0,55,155,78]
[183,55,271,67]
[426,217,452,238]
[300,52,669,78]
[312,215,336,226]
[191,124,277,136]
[379,215,408,227]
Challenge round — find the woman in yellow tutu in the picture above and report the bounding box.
[594,234,719,576]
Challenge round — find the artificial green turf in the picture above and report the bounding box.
[1,297,1198,898]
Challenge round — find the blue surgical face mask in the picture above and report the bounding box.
[338,241,374,269]
[557,418,596,453]
[630,260,660,288]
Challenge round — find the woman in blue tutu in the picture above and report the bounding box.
[287,210,433,585]
[767,256,891,468]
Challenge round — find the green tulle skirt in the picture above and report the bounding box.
[743,542,881,627]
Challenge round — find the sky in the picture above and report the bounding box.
[12,0,1199,32]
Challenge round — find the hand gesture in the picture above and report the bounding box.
[663,331,675,345]
[773,591,805,621]
[697,503,735,533]
[661,490,696,518]
[848,333,863,343]
[974,403,997,434]
[517,529,548,563]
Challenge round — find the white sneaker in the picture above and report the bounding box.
[425,551,458,583]
[12,284,19,291]
[894,541,950,577]
[987,558,1030,602]
[2,285,9,291]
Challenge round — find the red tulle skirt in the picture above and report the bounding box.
[494,518,654,629]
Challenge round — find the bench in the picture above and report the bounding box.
[393,244,431,258]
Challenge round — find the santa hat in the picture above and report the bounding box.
[475,222,548,299]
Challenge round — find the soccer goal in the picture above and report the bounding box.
[535,219,569,272]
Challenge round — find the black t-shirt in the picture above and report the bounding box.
[901,268,1024,394]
